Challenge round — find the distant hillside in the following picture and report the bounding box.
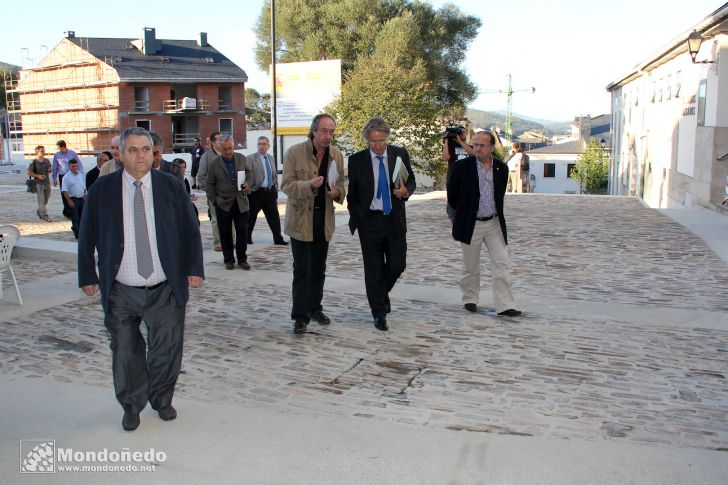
[466,108,570,137]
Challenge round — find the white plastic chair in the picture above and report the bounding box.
[0,224,23,305]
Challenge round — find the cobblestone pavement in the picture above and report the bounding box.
[1,185,727,453]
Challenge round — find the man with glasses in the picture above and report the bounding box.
[347,117,416,332]
[281,113,345,334]
[447,131,521,317]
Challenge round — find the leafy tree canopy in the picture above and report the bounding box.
[255,0,481,109]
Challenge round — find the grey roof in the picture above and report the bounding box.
[68,37,247,82]
[529,140,586,154]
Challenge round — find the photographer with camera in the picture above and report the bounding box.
[441,125,474,224]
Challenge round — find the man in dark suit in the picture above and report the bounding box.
[205,134,253,270]
[347,117,416,331]
[85,152,108,190]
[78,127,204,432]
[246,136,288,245]
[447,130,521,317]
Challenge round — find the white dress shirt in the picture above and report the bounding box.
[115,170,167,286]
[369,149,392,211]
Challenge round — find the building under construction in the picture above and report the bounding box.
[3,28,248,158]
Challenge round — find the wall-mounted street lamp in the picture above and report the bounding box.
[687,31,716,64]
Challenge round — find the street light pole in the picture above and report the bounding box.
[270,0,278,170]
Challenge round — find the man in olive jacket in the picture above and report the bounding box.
[205,135,253,270]
[281,113,346,334]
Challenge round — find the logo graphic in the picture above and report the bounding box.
[20,440,55,473]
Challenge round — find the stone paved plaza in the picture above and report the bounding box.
[1,182,727,482]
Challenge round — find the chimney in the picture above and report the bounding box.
[574,115,591,145]
[65,31,76,39]
[143,27,158,55]
[198,32,208,47]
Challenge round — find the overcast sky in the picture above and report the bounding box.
[0,0,722,122]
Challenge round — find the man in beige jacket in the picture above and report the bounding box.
[281,113,346,334]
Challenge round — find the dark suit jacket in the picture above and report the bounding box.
[205,153,253,212]
[448,157,509,245]
[160,159,184,182]
[347,145,416,235]
[78,169,204,312]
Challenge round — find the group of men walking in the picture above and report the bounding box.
[76,114,522,432]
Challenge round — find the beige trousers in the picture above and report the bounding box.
[459,218,517,313]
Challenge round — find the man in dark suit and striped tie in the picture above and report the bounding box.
[78,127,204,432]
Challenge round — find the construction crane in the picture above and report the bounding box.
[478,74,535,142]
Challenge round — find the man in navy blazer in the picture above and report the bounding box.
[78,127,204,431]
[347,117,416,331]
[447,130,521,317]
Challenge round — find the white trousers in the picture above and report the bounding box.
[459,218,517,312]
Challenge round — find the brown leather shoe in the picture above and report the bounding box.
[311,310,330,325]
[238,261,251,270]
[225,261,235,270]
[293,320,307,334]
[464,303,477,312]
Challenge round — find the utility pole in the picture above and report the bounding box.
[270,0,278,170]
[479,74,535,142]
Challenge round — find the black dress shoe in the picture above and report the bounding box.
[311,310,330,325]
[225,261,235,270]
[158,405,177,421]
[498,308,522,317]
[374,316,388,331]
[122,412,140,431]
[238,261,251,270]
[274,239,289,246]
[293,320,307,334]
[464,303,477,312]
[247,238,254,244]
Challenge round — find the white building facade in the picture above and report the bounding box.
[607,5,728,209]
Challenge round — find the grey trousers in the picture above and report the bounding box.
[104,281,185,415]
[35,184,50,218]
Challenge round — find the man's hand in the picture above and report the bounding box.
[36,174,45,181]
[393,184,409,200]
[82,284,98,296]
[53,180,58,187]
[310,175,324,189]
[188,276,204,288]
[67,199,75,208]
[241,181,250,193]
[328,186,341,199]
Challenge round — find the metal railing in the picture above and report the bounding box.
[172,132,200,145]
[162,98,209,112]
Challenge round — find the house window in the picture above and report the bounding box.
[567,163,576,178]
[134,87,149,111]
[218,86,232,110]
[544,163,556,178]
[697,79,707,126]
[219,118,233,136]
[136,120,151,131]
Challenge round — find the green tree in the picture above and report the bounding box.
[328,11,443,177]
[254,0,481,109]
[572,138,609,194]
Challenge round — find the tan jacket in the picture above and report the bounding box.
[281,139,345,241]
[99,159,121,177]
[205,153,253,213]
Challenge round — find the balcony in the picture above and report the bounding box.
[173,132,200,146]
[163,98,209,112]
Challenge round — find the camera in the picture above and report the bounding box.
[445,126,464,139]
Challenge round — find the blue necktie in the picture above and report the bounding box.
[376,156,391,215]
[264,155,273,189]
